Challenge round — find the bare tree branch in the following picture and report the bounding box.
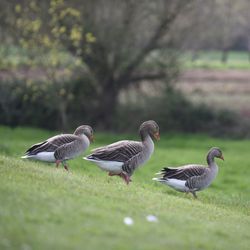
[118,1,192,86]
[130,73,166,83]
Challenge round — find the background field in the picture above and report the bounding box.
[0,126,249,250]
[182,51,250,70]
[180,50,250,117]
[1,48,249,117]
[177,68,250,118]
[1,48,249,73]
[1,48,250,122]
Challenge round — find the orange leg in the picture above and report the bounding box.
[108,172,116,176]
[120,172,131,185]
[56,160,69,171]
[56,160,61,168]
[108,172,131,185]
[62,161,69,171]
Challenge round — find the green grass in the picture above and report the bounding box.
[0,126,250,250]
[0,45,81,70]
[182,50,250,70]
[1,45,249,71]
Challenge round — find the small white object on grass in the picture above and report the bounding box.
[146,215,158,223]
[123,217,134,226]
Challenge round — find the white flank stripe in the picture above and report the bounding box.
[22,152,56,162]
[84,157,123,173]
[164,178,187,192]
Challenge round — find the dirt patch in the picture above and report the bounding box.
[177,69,250,117]
[179,69,250,83]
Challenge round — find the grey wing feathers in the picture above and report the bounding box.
[91,140,125,152]
[159,165,207,181]
[54,138,82,160]
[89,140,143,162]
[25,141,48,154]
[25,134,79,155]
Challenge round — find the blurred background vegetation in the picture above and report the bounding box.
[0,0,250,137]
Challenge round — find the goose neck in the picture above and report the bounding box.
[207,153,214,165]
[142,135,154,150]
[206,153,218,170]
[79,134,90,147]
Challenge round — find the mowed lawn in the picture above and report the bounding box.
[0,126,249,250]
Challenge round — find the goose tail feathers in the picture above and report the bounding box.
[21,155,29,159]
[152,177,166,182]
[83,155,99,161]
[154,167,169,175]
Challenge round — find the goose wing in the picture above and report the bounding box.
[89,140,143,162]
[159,164,207,181]
[25,134,79,155]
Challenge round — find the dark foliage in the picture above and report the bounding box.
[115,87,250,138]
[1,79,249,138]
[0,78,97,130]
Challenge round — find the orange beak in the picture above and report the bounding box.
[220,155,224,161]
[154,132,160,141]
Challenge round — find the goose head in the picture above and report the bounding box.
[74,125,94,142]
[208,147,224,161]
[139,120,160,141]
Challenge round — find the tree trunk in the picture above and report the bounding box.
[247,36,250,63]
[94,80,119,130]
[221,49,228,63]
[191,50,199,61]
[59,102,68,130]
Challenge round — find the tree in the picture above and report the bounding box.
[2,0,193,129]
[238,0,250,61]
[1,0,96,129]
[73,0,193,128]
[178,0,247,62]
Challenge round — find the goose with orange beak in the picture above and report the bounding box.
[153,147,224,198]
[22,125,94,171]
[84,120,160,184]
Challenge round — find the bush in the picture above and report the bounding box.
[115,86,250,138]
[0,77,97,130]
[1,78,249,138]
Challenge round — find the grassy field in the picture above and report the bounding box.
[0,126,250,250]
[1,45,249,71]
[182,50,250,70]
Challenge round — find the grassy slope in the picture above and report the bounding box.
[0,126,249,250]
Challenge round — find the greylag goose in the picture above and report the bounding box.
[153,147,224,198]
[21,125,94,170]
[84,120,160,184]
